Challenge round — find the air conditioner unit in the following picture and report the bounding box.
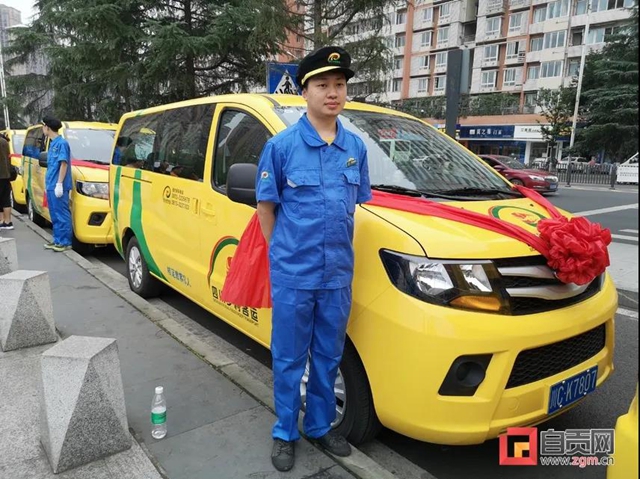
[517,51,526,61]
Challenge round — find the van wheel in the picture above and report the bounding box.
[126,236,161,298]
[72,234,94,256]
[27,195,47,227]
[300,339,381,446]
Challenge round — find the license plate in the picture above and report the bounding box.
[548,366,598,414]
[549,184,557,190]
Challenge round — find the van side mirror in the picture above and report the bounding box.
[227,163,257,206]
[39,151,48,168]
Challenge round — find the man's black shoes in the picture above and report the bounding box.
[272,439,295,472]
[308,430,352,457]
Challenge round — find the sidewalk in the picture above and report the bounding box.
[0,218,387,479]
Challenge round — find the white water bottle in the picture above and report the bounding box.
[151,386,167,439]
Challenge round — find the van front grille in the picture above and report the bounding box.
[506,323,606,389]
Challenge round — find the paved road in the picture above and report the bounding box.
[84,185,640,479]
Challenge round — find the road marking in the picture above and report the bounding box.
[612,234,639,242]
[573,203,638,217]
[621,229,639,234]
[617,307,639,320]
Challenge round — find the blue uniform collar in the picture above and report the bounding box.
[298,113,347,151]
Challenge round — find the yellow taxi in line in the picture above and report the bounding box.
[0,128,27,211]
[607,384,638,478]
[109,94,617,446]
[22,121,117,254]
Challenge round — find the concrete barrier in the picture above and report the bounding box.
[0,270,57,352]
[0,237,19,275]
[40,336,132,473]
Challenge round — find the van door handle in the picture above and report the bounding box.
[201,206,216,216]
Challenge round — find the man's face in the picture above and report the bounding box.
[42,124,50,136]
[302,71,347,119]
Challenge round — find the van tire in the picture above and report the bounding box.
[333,339,382,445]
[27,194,47,227]
[126,236,161,298]
[72,234,94,256]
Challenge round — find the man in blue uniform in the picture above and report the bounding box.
[42,115,73,252]
[256,46,372,472]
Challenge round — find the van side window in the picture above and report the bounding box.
[155,105,215,181]
[213,110,271,188]
[114,113,162,169]
[23,127,45,159]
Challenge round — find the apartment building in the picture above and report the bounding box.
[338,0,634,163]
[0,4,21,49]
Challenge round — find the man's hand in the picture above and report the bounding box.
[54,183,63,198]
[256,201,276,244]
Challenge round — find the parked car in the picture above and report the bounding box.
[556,156,589,171]
[478,154,559,193]
[607,384,638,478]
[111,95,617,446]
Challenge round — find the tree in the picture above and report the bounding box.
[576,2,638,161]
[535,86,576,170]
[289,0,395,97]
[5,0,295,122]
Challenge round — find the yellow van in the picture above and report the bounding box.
[109,94,617,446]
[22,121,117,254]
[0,128,27,211]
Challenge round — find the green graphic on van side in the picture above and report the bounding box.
[207,236,239,287]
[112,166,123,255]
[131,169,166,280]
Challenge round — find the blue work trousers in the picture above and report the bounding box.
[271,284,352,442]
[47,190,73,246]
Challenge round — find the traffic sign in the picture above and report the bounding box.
[266,62,300,95]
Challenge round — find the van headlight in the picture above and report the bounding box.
[379,250,507,313]
[76,181,109,199]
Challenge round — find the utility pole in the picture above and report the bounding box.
[0,26,10,130]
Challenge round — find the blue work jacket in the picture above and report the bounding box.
[256,114,372,290]
[45,136,73,191]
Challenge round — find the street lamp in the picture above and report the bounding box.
[0,24,10,130]
[566,1,591,185]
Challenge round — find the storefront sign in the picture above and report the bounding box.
[459,126,514,139]
[514,125,544,140]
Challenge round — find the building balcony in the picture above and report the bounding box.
[502,82,523,92]
[481,58,500,68]
[434,64,447,74]
[505,52,527,65]
[485,0,507,16]
[509,0,531,10]
[392,22,408,34]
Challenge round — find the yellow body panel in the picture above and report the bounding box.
[110,93,618,445]
[22,122,117,245]
[608,384,639,479]
[1,129,27,206]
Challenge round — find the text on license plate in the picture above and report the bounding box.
[548,366,598,414]
[549,184,557,190]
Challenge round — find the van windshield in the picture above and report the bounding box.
[274,107,511,194]
[65,129,116,164]
[12,134,25,154]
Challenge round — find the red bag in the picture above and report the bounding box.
[220,213,272,308]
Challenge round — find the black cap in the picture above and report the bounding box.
[42,115,62,132]
[296,46,355,88]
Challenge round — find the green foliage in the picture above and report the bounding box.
[5,0,295,123]
[535,86,575,142]
[576,1,638,161]
[293,0,395,98]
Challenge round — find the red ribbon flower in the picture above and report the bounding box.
[537,216,612,285]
